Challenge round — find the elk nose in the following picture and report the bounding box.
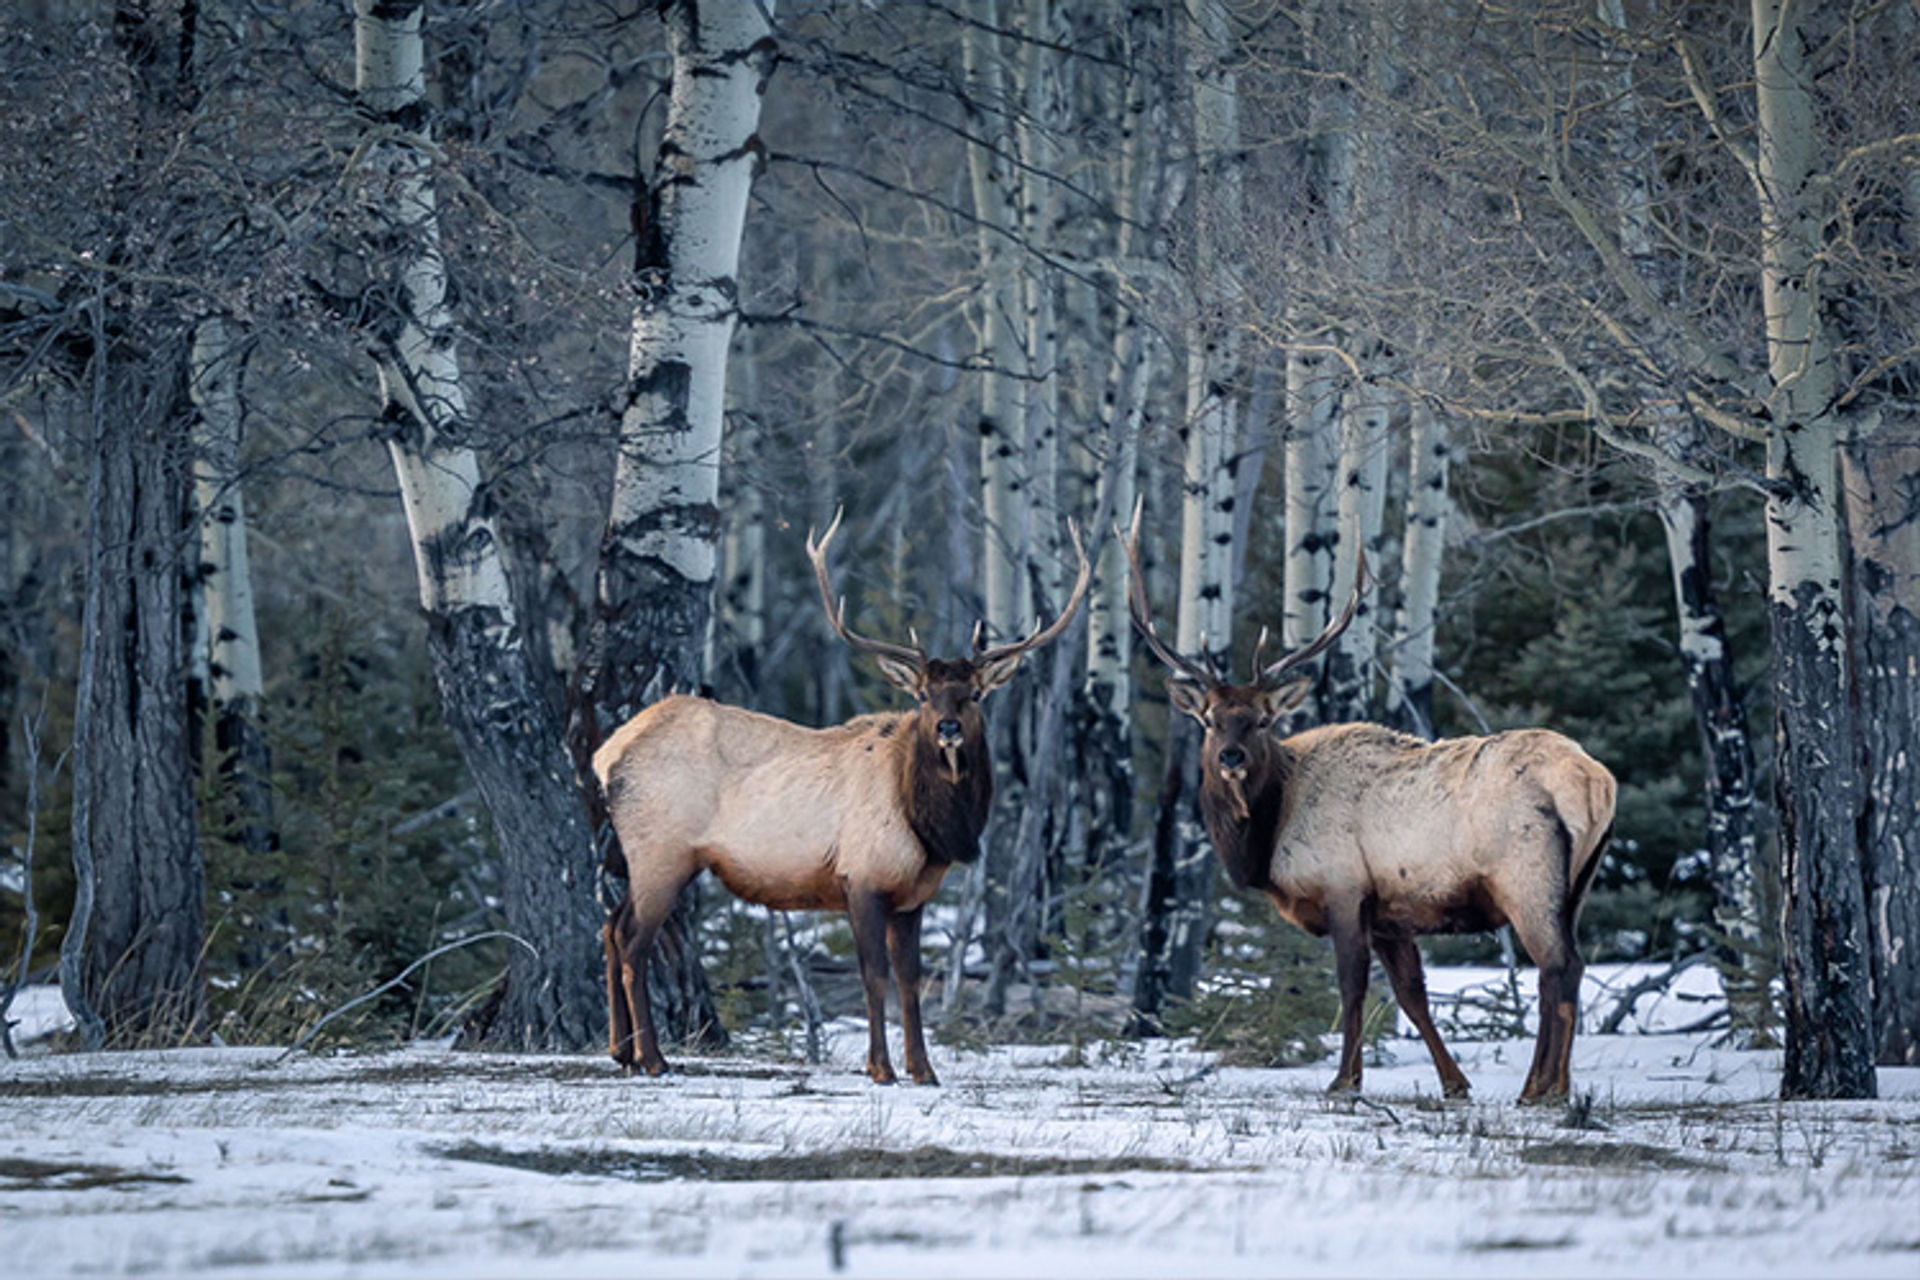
[1218,746,1247,772]
[936,718,963,741]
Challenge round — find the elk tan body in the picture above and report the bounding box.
[1217,717,1615,1101]
[596,701,965,919]
[595,511,1088,1085]
[1123,511,1615,1103]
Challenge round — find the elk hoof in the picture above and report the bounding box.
[910,1068,941,1087]
[1325,1078,1361,1099]
[1442,1078,1472,1101]
[639,1056,671,1078]
[867,1062,898,1086]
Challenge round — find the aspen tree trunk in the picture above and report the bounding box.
[965,0,1030,640]
[1322,8,1396,725]
[1279,0,1349,730]
[1657,465,1773,1043]
[1749,0,1875,1099]
[987,0,1076,1016]
[577,0,773,1052]
[189,316,275,857]
[1383,394,1448,737]
[353,0,601,1050]
[719,398,767,706]
[1845,419,1920,1065]
[1133,0,1242,1028]
[1601,0,1772,1041]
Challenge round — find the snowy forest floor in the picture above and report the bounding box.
[2,972,1918,1278]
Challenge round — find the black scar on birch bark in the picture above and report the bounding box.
[1771,584,1878,1099]
[1666,489,1771,1043]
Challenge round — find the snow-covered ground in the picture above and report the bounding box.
[2,975,1916,1278]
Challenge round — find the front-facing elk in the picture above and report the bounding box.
[595,511,1090,1084]
[1121,512,1615,1103]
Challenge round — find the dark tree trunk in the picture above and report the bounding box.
[428,608,603,1051]
[68,345,206,1046]
[1844,423,1920,1067]
[1772,586,1877,1099]
[574,537,726,1053]
[1129,718,1213,1033]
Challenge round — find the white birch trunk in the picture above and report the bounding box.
[354,0,602,1050]
[604,0,774,700]
[189,318,262,714]
[1179,0,1242,670]
[965,0,1030,638]
[1749,0,1875,1099]
[1383,394,1448,737]
[189,315,275,853]
[1280,0,1350,710]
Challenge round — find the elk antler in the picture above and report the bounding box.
[806,508,928,670]
[974,520,1095,665]
[1116,498,1219,689]
[1256,546,1370,689]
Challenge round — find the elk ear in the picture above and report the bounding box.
[1166,678,1209,722]
[973,653,1023,698]
[1257,677,1312,720]
[875,654,923,694]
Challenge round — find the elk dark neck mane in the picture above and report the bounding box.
[1199,743,1296,893]
[901,725,992,865]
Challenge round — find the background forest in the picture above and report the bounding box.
[1,0,1914,1098]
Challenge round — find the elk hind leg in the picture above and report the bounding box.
[621,868,696,1078]
[847,889,898,1085]
[887,907,937,1086]
[605,899,638,1071]
[1509,908,1583,1105]
[1373,934,1471,1099]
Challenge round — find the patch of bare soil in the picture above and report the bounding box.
[0,1157,190,1191]
[432,1141,1199,1183]
[1518,1140,1726,1172]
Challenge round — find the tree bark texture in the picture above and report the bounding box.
[353,0,602,1051]
[1383,396,1448,737]
[1657,474,1773,1044]
[1751,0,1876,1099]
[1844,421,1920,1066]
[69,342,207,1046]
[189,315,276,857]
[581,0,774,1051]
[965,0,1030,640]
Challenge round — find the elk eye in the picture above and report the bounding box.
[915,690,928,704]
[971,689,982,702]
[1256,716,1272,730]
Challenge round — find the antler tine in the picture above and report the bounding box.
[975,518,1097,664]
[1258,545,1371,688]
[805,506,927,669]
[1115,497,1218,688]
[1249,626,1272,684]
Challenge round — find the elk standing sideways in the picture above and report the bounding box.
[595,512,1090,1083]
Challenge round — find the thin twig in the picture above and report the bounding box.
[276,931,536,1061]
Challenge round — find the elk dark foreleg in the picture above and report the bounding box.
[847,889,899,1085]
[1373,934,1471,1099]
[887,907,937,1086]
[1327,906,1373,1095]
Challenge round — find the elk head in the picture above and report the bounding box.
[1118,502,1366,826]
[807,508,1092,789]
